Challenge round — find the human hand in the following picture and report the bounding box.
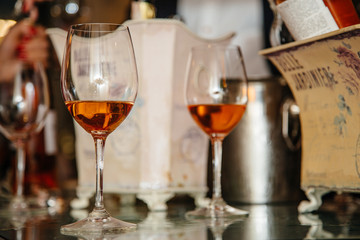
[0,19,49,82]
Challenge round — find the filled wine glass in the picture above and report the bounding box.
[60,23,138,234]
[0,62,50,212]
[185,44,248,218]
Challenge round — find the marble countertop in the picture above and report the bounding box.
[1,192,360,240]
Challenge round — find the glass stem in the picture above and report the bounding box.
[15,144,25,199]
[211,138,223,201]
[11,140,28,210]
[90,136,109,218]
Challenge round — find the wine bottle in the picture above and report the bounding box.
[278,0,360,29]
[276,0,339,40]
[323,0,360,28]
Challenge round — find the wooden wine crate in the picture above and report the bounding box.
[260,24,360,212]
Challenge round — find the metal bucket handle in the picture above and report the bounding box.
[282,98,301,151]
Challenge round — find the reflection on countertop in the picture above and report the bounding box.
[1,192,360,239]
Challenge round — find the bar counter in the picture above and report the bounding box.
[1,191,360,239]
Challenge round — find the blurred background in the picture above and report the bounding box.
[0,0,359,204]
[0,0,272,194]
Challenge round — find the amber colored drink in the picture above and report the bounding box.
[66,101,133,135]
[188,104,246,139]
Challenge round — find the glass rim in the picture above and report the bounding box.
[69,23,129,32]
[191,44,241,51]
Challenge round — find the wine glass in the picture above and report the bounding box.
[185,44,249,218]
[60,23,138,234]
[0,62,50,212]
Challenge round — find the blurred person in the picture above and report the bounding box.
[0,1,50,194]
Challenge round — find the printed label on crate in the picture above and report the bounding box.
[261,27,360,191]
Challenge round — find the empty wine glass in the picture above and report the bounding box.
[0,61,50,212]
[185,44,249,218]
[60,23,138,235]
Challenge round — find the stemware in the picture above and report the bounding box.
[60,23,138,234]
[185,44,249,218]
[0,62,50,212]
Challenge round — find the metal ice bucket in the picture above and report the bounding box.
[222,77,303,204]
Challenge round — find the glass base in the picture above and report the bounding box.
[0,196,48,217]
[186,198,249,219]
[0,197,49,230]
[10,196,29,211]
[61,215,137,237]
